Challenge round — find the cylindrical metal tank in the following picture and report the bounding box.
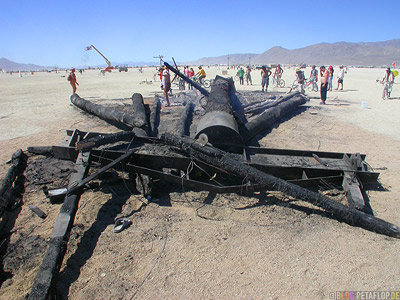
[195,111,243,152]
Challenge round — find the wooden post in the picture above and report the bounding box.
[163,62,210,97]
[28,151,91,300]
[131,93,150,135]
[149,95,161,137]
[0,149,26,217]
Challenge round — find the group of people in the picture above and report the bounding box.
[292,65,345,104]
[160,65,206,106]
[236,66,253,85]
[260,64,283,92]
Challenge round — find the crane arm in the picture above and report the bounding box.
[86,45,111,68]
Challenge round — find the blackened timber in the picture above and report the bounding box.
[149,95,161,137]
[71,94,136,128]
[131,93,150,135]
[163,62,210,97]
[343,172,366,211]
[175,102,194,136]
[28,151,91,300]
[0,149,26,217]
[76,131,136,151]
[240,93,307,143]
[158,133,400,239]
[27,146,53,155]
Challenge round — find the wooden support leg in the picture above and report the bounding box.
[28,151,91,300]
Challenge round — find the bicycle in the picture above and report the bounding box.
[288,79,305,94]
[304,78,319,92]
[192,76,211,88]
[377,80,392,100]
[269,75,285,88]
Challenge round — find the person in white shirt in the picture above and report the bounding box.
[336,65,345,90]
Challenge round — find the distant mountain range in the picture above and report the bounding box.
[184,40,400,67]
[0,58,53,72]
[2,40,400,71]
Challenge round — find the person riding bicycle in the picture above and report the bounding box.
[196,66,206,84]
[383,67,394,84]
[274,64,284,81]
[309,65,318,91]
[382,67,394,100]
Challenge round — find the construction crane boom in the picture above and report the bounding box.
[86,45,112,68]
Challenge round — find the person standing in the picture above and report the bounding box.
[245,66,252,85]
[162,65,171,107]
[261,66,272,92]
[327,65,334,91]
[320,66,329,104]
[309,65,318,91]
[67,68,79,94]
[295,68,305,94]
[237,67,245,85]
[336,65,345,90]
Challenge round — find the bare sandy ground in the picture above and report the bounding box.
[0,66,399,300]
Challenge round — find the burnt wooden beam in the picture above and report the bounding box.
[0,149,26,217]
[71,94,136,128]
[131,93,150,135]
[343,172,366,211]
[76,131,135,151]
[240,93,307,143]
[163,62,210,97]
[157,132,400,239]
[175,102,194,136]
[28,151,91,300]
[149,95,161,137]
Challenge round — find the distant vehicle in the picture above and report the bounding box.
[119,66,128,72]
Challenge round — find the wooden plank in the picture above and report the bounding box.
[343,171,366,212]
[28,151,91,300]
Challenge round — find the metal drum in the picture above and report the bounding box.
[195,111,244,152]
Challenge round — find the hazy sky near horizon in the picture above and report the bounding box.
[1,0,399,67]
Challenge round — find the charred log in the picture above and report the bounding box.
[149,95,161,137]
[158,133,400,239]
[76,131,135,151]
[28,151,91,300]
[175,102,194,136]
[131,93,150,135]
[71,94,136,128]
[163,62,210,97]
[240,93,307,143]
[0,149,26,217]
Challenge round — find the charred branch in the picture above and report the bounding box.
[157,133,400,239]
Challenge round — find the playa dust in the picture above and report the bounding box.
[0,68,399,300]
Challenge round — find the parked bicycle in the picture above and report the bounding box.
[191,76,211,88]
[269,75,285,88]
[304,78,319,92]
[288,79,305,94]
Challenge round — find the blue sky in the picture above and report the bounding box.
[1,0,398,67]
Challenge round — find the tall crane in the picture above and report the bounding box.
[86,45,113,72]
